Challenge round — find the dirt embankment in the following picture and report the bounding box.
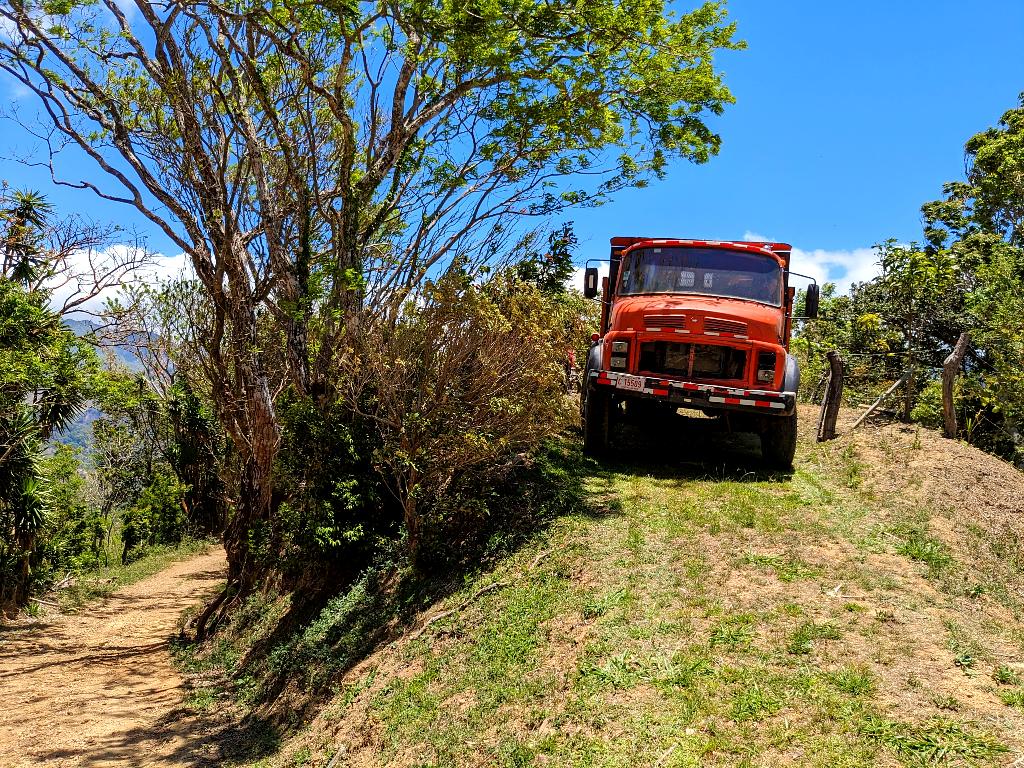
[0,549,225,768]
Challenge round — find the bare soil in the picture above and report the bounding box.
[0,549,225,768]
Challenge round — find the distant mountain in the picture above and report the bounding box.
[64,318,144,372]
[54,405,102,453]
[55,318,146,453]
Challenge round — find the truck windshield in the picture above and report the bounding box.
[618,247,783,306]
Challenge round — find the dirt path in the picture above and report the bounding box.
[0,549,226,768]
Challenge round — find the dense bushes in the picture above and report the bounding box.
[262,267,588,592]
[355,270,574,567]
[270,395,386,589]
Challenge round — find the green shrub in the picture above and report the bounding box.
[910,379,944,428]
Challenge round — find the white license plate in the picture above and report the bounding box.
[616,374,645,392]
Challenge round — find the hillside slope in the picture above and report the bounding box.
[238,412,1024,768]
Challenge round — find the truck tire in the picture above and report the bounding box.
[760,410,797,469]
[583,386,611,456]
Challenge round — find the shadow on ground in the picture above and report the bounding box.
[28,699,279,768]
[594,409,795,483]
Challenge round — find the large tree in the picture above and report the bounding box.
[0,0,741,588]
[921,96,1024,456]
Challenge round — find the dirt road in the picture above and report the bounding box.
[0,549,226,768]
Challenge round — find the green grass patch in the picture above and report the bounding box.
[897,532,953,575]
[709,615,756,650]
[741,551,819,582]
[184,686,218,712]
[999,689,1024,710]
[859,715,1008,764]
[730,680,783,722]
[582,587,629,620]
[787,621,842,655]
[993,665,1022,686]
[828,665,876,697]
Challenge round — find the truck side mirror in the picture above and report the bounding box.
[805,283,820,319]
[583,267,599,299]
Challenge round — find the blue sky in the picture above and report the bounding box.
[570,0,1024,289]
[2,0,1023,297]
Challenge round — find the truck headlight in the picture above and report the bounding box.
[757,351,778,383]
[610,341,628,370]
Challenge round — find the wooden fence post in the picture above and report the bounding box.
[943,331,971,438]
[816,351,844,442]
[851,371,911,431]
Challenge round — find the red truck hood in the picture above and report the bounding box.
[610,294,785,343]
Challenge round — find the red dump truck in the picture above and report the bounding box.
[581,237,818,467]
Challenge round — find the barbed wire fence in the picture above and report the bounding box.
[810,332,980,444]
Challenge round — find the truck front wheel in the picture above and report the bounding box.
[760,411,797,469]
[583,386,611,456]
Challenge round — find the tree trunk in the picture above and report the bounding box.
[901,361,913,422]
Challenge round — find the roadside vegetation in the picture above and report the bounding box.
[0,190,222,615]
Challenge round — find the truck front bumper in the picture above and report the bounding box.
[588,370,796,416]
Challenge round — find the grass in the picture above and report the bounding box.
[999,689,1024,710]
[59,538,213,611]
[740,552,819,582]
[859,715,1009,764]
[786,621,842,655]
[342,449,1015,767]
[208,418,1024,767]
[993,665,1022,686]
[897,531,953,575]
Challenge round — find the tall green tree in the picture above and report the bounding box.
[796,96,1024,460]
[0,279,97,610]
[0,0,743,590]
[920,95,1024,457]
[515,222,579,296]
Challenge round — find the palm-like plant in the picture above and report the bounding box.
[0,273,95,611]
[1,189,53,285]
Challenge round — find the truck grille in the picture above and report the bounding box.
[638,341,747,380]
[643,314,687,329]
[704,317,748,335]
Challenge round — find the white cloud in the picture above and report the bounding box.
[744,231,879,293]
[48,246,193,316]
[790,245,880,293]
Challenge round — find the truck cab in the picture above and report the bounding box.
[581,237,818,467]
